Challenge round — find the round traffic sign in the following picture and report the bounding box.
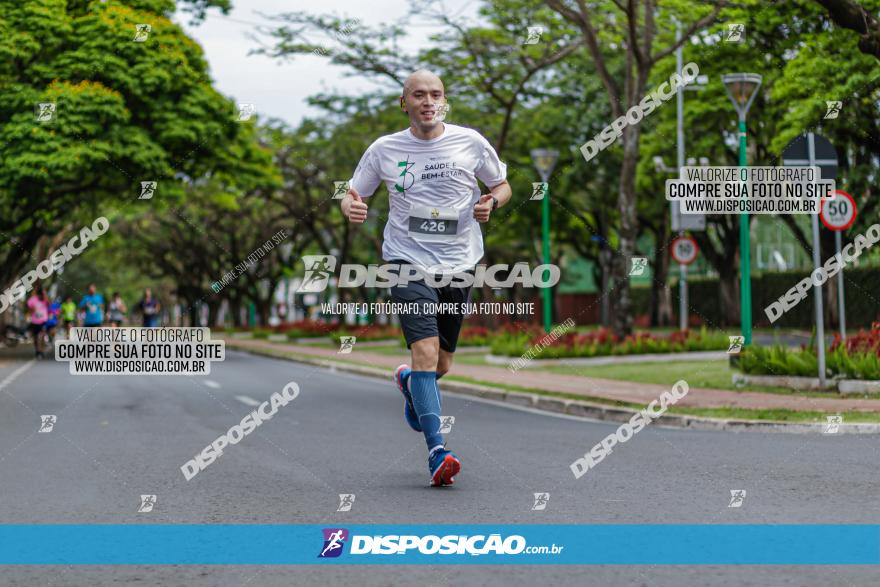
[671,236,699,265]
[820,190,857,231]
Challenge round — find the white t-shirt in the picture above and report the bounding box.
[349,123,507,273]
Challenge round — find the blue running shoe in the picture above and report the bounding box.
[428,446,461,487]
[394,364,421,432]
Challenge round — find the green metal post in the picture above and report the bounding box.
[541,183,552,333]
[738,118,752,346]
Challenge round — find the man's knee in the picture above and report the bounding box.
[411,337,440,370]
[436,353,454,378]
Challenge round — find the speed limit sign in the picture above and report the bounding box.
[820,189,857,231]
[671,236,699,265]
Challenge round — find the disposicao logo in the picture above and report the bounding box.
[318,528,349,558]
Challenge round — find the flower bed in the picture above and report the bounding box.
[489,326,729,358]
[828,325,880,380]
[738,324,880,381]
[329,324,402,343]
[278,320,338,340]
[458,326,493,347]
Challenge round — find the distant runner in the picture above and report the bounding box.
[108,292,127,327]
[137,288,161,327]
[45,299,60,342]
[60,296,77,335]
[79,284,105,327]
[26,285,50,359]
[343,70,511,486]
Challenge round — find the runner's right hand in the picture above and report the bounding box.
[344,187,368,224]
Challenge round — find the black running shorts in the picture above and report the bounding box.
[388,262,473,353]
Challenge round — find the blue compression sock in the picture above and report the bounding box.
[409,370,443,450]
[409,372,441,381]
[435,372,442,410]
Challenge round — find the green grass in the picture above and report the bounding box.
[533,359,880,399]
[351,344,408,355]
[537,360,747,391]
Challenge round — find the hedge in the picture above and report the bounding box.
[489,326,729,358]
[630,266,880,329]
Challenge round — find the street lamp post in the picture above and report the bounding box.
[672,21,708,331]
[530,149,559,333]
[722,73,762,346]
[675,24,688,334]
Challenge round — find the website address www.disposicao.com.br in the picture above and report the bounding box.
[318,530,564,559]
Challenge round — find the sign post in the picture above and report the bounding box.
[671,235,698,328]
[672,23,706,331]
[782,133,838,388]
[820,189,857,340]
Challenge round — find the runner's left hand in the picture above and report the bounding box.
[473,194,493,223]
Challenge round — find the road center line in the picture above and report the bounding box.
[203,379,221,389]
[234,395,262,407]
[0,360,35,393]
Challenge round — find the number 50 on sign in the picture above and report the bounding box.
[820,190,857,231]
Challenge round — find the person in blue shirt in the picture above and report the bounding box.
[46,299,61,342]
[136,287,161,327]
[78,284,105,327]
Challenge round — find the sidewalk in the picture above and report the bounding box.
[223,338,880,414]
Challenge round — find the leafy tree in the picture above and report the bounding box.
[814,0,880,59]
[0,0,253,292]
[546,0,726,336]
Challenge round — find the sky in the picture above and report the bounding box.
[174,0,478,128]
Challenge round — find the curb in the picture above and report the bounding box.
[733,373,880,395]
[224,341,880,434]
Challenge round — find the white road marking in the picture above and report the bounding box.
[0,360,35,393]
[203,379,221,389]
[234,395,261,407]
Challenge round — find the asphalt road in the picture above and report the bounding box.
[0,348,878,586]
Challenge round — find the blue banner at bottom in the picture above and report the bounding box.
[0,525,878,565]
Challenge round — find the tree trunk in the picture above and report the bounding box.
[650,242,673,327]
[650,211,673,326]
[610,123,642,337]
[597,248,611,327]
[824,277,839,331]
[188,302,198,327]
[719,265,740,327]
[230,298,243,327]
[207,301,220,327]
[257,298,271,326]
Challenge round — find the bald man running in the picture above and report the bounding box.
[342,70,512,486]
